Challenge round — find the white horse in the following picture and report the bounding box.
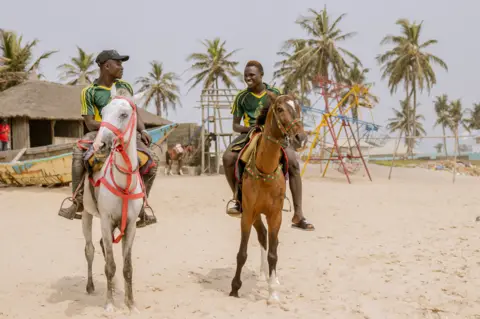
[82,88,146,314]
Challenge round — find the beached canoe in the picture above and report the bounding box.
[0,123,178,187]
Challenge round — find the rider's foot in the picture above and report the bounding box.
[291,215,315,231]
[227,202,242,218]
[58,202,83,220]
[136,209,157,228]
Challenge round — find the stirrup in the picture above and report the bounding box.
[58,197,82,219]
[282,195,292,212]
[226,198,242,218]
[136,204,156,228]
[142,204,156,219]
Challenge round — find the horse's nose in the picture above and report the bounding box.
[294,132,308,147]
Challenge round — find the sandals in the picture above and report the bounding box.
[291,218,315,231]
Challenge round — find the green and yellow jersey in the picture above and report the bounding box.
[231,83,281,127]
[81,79,134,121]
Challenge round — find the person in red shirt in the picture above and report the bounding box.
[0,119,9,151]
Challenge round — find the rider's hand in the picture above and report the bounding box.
[141,130,152,146]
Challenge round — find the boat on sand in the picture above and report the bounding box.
[0,123,178,187]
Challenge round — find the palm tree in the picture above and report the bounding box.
[448,99,470,156]
[186,38,242,148]
[433,94,451,158]
[341,62,379,141]
[464,103,480,131]
[282,6,360,86]
[186,38,241,91]
[387,99,426,156]
[57,46,97,85]
[273,40,313,102]
[0,30,57,90]
[377,19,447,156]
[434,143,443,154]
[282,6,359,158]
[135,61,181,118]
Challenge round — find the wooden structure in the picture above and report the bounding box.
[198,89,236,175]
[0,80,171,151]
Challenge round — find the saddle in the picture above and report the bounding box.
[234,132,288,184]
[83,144,154,176]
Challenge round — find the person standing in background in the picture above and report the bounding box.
[0,119,10,151]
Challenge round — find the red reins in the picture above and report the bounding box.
[88,96,146,243]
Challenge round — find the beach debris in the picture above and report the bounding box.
[419,160,480,176]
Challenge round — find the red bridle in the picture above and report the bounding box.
[89,96,146,243]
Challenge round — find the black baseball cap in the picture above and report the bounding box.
[95,50,129,65]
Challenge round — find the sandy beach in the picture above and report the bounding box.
[1,163,480,319]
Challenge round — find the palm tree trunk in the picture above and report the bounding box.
[404,80,411,159]
[410,77,417,160]
[155,92,162,118]
[442,125,448,158]
[300,78,305,122]
[320,69,329,167]
[388,130,403,180]
[356,118,360,144]
[453,126,458,183]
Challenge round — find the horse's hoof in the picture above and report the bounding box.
[104,303,115,313]
[229,291,239,298]
[86,282,95,294]
[267,293,281,305]
[129,306,140,315]
[476,216,480,222]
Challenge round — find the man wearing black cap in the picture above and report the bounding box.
[58,50,158,228]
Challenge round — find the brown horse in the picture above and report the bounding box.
[229,93,307,304]
[165,144,194,175]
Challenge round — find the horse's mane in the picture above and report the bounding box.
[255,90,279,126]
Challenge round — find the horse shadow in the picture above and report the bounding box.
[189,267,266,301]
[47,275,120,317]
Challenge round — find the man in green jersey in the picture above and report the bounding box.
[222,60,315,231]
[58,50,158,228]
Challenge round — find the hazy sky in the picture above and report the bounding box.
[2,0,477,152]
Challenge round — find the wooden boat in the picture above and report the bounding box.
[0,123,178,187]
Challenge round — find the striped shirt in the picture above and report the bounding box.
[81,79,134,121]
[231,83,281,127]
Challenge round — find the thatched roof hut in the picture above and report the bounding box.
[0,80,171,150]
[0,80,171,126]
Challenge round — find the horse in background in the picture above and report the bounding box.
[165,143,194,175]
[229,93,307,304]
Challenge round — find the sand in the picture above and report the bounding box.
[1,163,480,319]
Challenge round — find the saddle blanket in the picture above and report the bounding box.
[84,145,154,175]
[234,132,289,183]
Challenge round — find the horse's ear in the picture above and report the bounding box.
[266,91,278,108]
[133,91,146,106]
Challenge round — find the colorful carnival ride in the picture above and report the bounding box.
[300,76,381,183]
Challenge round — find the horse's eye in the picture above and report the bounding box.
[120,113,128,119]
[276,107,283,113]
